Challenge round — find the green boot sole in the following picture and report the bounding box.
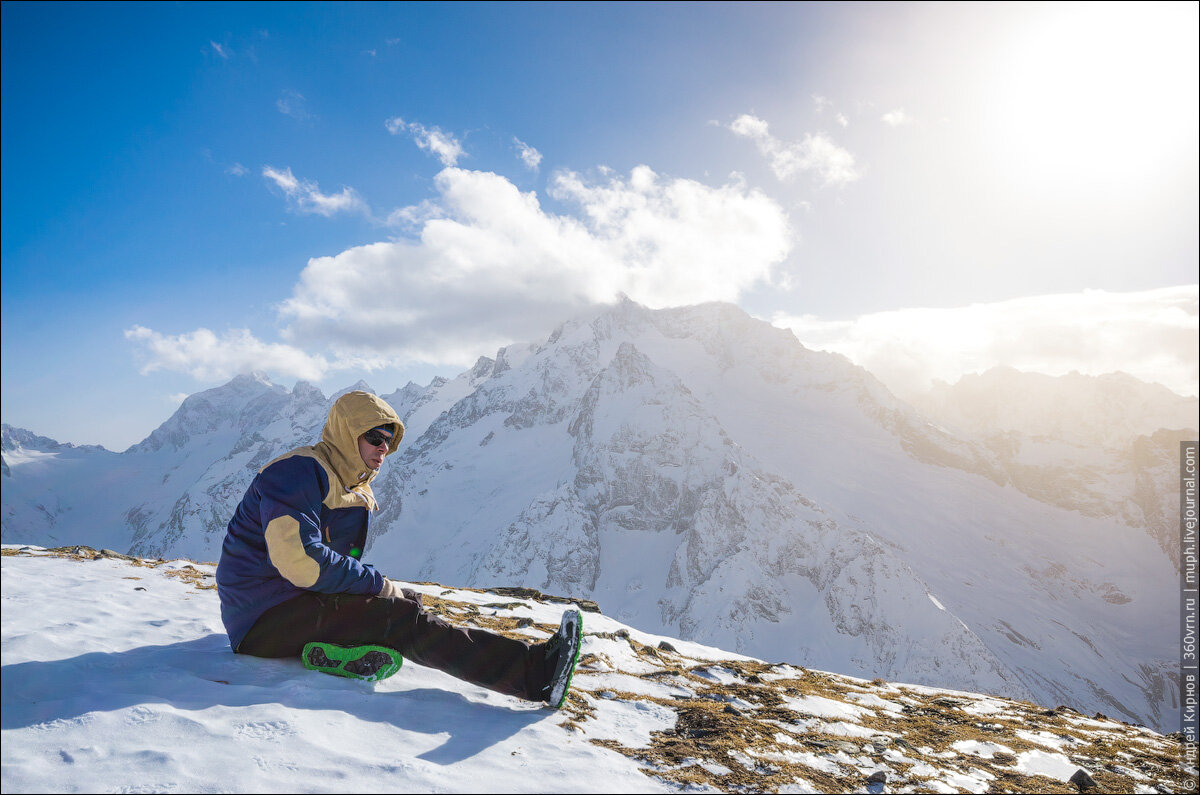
[302,642,403,682]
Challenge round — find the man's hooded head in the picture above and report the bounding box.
[316,391,404,489]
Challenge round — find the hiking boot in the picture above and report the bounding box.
[542,610,583,708]
[302,642,403,682]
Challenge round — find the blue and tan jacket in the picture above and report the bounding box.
[216,391,404,651]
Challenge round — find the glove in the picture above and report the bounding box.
[377,578,404,599]
[377,578,423,604]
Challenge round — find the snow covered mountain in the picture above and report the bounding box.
[0,299,1188,733]
[914,366,1196,448]
[913,367,1197,570]
[2,545,1191,794]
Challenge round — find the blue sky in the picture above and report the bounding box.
[3,1,1197,450]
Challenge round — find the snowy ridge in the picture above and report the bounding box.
[914,367,1197,572]
[1,546,1191,794]
[0,299,1187,732]
[914,367,1197,449]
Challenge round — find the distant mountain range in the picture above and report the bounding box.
[2,299,1195,732]
[913,367,1196,570]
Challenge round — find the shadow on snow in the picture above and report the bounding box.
[1,633,544,765]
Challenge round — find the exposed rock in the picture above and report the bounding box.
[484,586,601,613]
[1069,768,1097,791]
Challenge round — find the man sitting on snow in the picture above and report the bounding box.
[215,389,581,707]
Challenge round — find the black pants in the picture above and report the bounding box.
[238,589,547,701]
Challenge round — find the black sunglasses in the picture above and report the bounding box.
[362,429,392,447]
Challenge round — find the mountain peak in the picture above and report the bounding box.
[918,365,1198,446]
[128,374,287,454]
[230,371,274,387]
[330,381,375,402]
[290,380,325,401]
[469,356,495,380]
[2,423,62,452]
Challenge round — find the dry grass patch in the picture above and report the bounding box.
[590,696,854,793]
[415,592,551,642]
[581,675,876,792]
[4,545,218,591]
[579,653,1189,794]
[161,565,217,590]
[557,686,598,732]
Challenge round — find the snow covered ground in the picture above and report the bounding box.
[2,545,1193,794]
[1,547,669,793]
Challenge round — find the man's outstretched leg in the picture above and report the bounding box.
[237,588,582,705]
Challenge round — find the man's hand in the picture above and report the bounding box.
[377,578,404,599]
[377,578,424,604]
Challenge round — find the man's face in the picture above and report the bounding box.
[357,427,393,471]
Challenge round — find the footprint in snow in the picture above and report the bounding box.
[235,720,297,741]
[126,705,160,725]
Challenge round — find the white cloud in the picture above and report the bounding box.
[275,165,791,367]
[225,162,248,177]
[728,113,860,186]
[773,285,1199,399]
[384,198,445,229]
[134,163,791,378]
[276,90,311,122]
[514,137,543,170]
[385,117,465,166]
[813,97,850,127]
[210,41,229,59]
[882,109,911,126]
[261,166,369,218]
[125,326,330,382]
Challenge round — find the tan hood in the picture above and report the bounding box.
[312,391,404,504]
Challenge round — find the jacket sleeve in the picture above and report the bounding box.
[255,456,384,596]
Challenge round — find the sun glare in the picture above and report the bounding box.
[981,2,1199,189]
